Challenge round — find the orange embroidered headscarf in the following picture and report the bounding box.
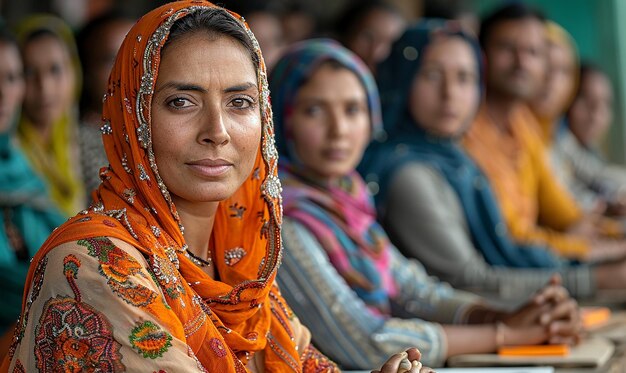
[7,1,298,372]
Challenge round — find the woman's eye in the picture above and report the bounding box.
[458,71,477,84]
[346,103,364,116]
[228,96,255,109]
[304,105,322,116]
[422,70,442,82]
[50,63,63,77]
[168,97,192,109]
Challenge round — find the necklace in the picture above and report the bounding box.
[185,248,212,267]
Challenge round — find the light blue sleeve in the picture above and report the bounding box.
[386,244,481,324]
[277,218,447,369]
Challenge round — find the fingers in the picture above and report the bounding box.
[533,283,569,306]
[373,351,408,373]
[548,322,583,346]
[542,298,579,325]
[372,349,424,373]
[547,316,583,345]
[406,347,421,363]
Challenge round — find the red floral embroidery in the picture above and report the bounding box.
[33,255,124,372]
[78,237,157,307]
[301,345,340,373]
[209,338,227,358]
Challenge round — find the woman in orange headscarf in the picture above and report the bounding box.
[1,2,427,372]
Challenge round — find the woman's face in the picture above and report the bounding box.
[22,34,75,128]
[409,36,480,137]
[530,41,576,120]
[348,9,406,72]
[568,70,613,147]
[151,32,261,208]
[0,42,24,133]
[287,63,370,182]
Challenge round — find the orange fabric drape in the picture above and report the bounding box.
[463,104,589,259]
[2,2,330,372]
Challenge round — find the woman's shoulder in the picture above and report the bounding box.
[390,161,452,197]
[42,236,150,274]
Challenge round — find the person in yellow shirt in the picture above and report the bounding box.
[463,3,626,262]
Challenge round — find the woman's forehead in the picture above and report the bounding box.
[155,33,257,91]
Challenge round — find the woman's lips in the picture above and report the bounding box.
[186,159,233,177]
[322,148,351,161]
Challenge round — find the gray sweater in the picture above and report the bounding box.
[380,162,595,300]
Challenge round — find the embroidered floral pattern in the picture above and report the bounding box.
[209,338,227,358]
[301,345,340,373]
[78,237,157,307]
[224,247,247,266]
[34,255,124,372]
[129,320,173,359]
[30,256,47,305]
[150,254,186,302]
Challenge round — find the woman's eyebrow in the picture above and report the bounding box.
[224,82,257,93]
[155,81,208,93]
[154,81,257,94]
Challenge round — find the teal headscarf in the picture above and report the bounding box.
[0,34,65,333]
[359,20,566,268]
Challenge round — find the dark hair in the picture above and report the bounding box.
[335,0,402,44]
[0,26,18,48]
[572,62,610,101]
[76,10,135,116]
[165,7,259,68]
[479,2,545,48]
[76,10,134,66]
[579,62,607,81]
[21,28,61,46]
[423,0,473,20]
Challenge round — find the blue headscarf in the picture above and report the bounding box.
[359,20,565,268]
[270,38,383,161]
[0,38,65,332]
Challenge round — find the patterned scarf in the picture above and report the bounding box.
[270,39,397,315]
[5,2,309,372]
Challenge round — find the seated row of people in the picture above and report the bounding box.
[2,0,626,371]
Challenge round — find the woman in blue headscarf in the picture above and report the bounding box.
[0,27,65,337]
[271,37,581,369]
[358,20,626,300]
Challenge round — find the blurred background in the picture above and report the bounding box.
[3,0,626,163]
